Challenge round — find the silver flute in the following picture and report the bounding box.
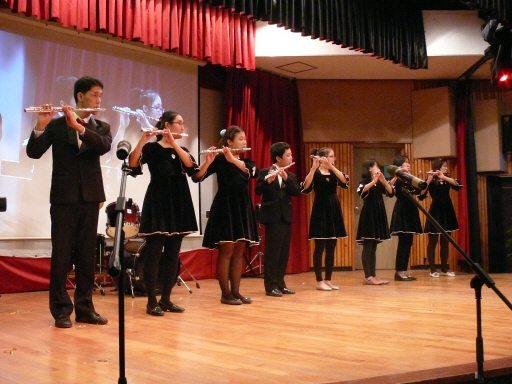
[112,106,159,122]
[264,162,295,180]
[200,147,251,154]
[25,107,106,113]
[140,128,188,137]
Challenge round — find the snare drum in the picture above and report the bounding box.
[105,200,140,239]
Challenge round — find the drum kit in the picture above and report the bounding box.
[100,199,199,297]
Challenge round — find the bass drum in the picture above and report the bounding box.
[105,199,140,239]
[124,239,165,295]
[124,239,147,294]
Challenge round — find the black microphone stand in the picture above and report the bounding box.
[109,159,132,384]
[402,186,512,383]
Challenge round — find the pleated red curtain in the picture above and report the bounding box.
[224,68,310,273]
[1,0,256,69]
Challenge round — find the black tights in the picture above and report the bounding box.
[143,234,183,308]
[313,239,337,282]
[217,241,247,300]
[395,233,414,272]
[361,239,378,278]
[427,233,450,273]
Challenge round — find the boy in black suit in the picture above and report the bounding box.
[255,142,300,297]
[27,76,112,328]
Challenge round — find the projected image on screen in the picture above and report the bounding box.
[0,29,198,239]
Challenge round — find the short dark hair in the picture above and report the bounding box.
[74,76,104,103]
[392,155,408,167]
[270,142,290,163]
[432,158,446,171]
[361,158,378,179]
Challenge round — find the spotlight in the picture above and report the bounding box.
[491,44,512,87]
[481,19,512,87]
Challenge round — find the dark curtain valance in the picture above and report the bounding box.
[203,0,428,69]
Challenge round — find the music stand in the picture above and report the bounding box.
[402,186,512,383]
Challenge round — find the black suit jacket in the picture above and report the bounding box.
[255,168,300,224]
[26,116,112,205]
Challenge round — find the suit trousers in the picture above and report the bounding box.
[49,202,99,319]
[263,218,292,292]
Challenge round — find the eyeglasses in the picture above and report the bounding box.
[150,105,164,113]
[172,121,185,127]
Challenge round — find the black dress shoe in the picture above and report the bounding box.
[281,287,295,294]
[159,301,185,313]
[394,272,415,282]
[55,315,72,328]
[146,305,165,316]
[233,295,252,304]
[220,295,242,305]
[75,312,108,325]
[265,289,283,297]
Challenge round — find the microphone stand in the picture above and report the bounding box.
[109,159,132,384]
[402,186,512,383]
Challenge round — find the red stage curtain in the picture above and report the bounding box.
[1,0,256,70]
[203,0,428,70]
[224,68,310,274]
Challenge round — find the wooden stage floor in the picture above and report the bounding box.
[1,270,512,384]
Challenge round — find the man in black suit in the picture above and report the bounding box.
[255,142,300,297]
[26,76,112,328]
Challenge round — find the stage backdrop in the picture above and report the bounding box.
[0,24,199,252]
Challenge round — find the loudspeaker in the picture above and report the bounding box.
[0,197,6,212]
[501,114,512,154]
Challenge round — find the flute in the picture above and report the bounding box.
[140,127,188,137]
[25,107,106,113]
[264,162,295,180]
[200,148,251,154]
[112,106,159,122]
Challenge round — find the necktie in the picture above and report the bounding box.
[77,118,88,128]
[76,118,87,148]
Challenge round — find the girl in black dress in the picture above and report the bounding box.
[200,126,259,305]
[356,159,394,285]
[421,158,463,277]
[302,147,349,291]
[389,155,424,281]
[129,111,215,316]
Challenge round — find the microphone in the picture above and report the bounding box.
[387,165,427,190]
[116,140,132,160]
